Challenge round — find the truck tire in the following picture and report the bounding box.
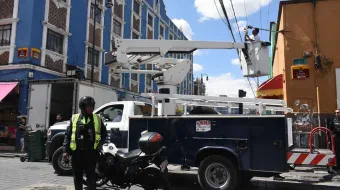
[198,155,238,190]
[52,147,73,175]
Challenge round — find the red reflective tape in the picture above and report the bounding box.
[294,153,309,164]
[310,154,326,165]
[287,152,293,160]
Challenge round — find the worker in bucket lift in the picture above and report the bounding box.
[62,96,107,190]
[330,109,340,170]
[245,28,261,42]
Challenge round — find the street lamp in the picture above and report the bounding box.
[91,0,113,83]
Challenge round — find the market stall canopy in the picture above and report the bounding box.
[256,74,283,99]
[0,82,18,102]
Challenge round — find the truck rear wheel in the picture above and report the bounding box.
[198,155,238,190]
[52,147,73,175]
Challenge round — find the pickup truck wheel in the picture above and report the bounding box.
[198,155,238,190]
[52,147,72,175]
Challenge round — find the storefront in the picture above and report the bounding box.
[0,65,63,150]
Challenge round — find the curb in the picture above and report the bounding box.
[0,153,25,158]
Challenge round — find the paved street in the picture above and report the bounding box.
[0,157,340,190]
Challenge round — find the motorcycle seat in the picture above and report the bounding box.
[116,149,142,162]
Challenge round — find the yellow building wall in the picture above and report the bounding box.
[273,0,340,113]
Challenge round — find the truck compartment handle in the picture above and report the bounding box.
[273,140,282,148]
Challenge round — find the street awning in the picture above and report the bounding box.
[0,82,18,102]
[256,74,283,98]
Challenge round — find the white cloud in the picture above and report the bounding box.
[195,0,272,22]
[172,18,194,40]
[193,63,204,73]
[206,73,256,98]
[231,58,240,65]
[193,50,202,56]
[233,20,247,32]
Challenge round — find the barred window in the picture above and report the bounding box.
[133,0,140,15]
[46,29,64,54]
[88,47,100,67]
[0,25,11,46]
[113,19,122,36]
[147,14,153,27]
[159,25,164,38]
[90,3,102,24]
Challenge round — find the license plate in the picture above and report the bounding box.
[160,160,168,172]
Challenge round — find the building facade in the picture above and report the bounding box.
[0,0,193,110]
[263,0,340,113]
[0,0,193,150]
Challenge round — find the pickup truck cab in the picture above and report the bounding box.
[46,101,155,175]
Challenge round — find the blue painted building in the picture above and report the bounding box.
[0,0,193,150]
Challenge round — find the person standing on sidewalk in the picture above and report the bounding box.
[18,117,27,152]
[62,96,107,190]
[330,109,340,170]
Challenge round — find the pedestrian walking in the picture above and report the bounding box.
[62,96,107,190]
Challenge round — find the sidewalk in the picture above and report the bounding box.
[0,150,25,158]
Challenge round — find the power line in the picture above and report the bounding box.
[267,0,272,28]
[218,0,236,42]
[259,0,263,37]
[243,0,248,24]
[230,0,243,42]
[219,0,255,96]
[213,0,230,27]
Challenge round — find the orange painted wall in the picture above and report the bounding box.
[273,0,340,113]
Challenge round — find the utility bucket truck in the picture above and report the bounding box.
[104,37,336,190]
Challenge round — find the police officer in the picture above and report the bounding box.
[62,96,107,190]
[330,109,340,170]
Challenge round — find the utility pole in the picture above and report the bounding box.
[91,0,98,84]
[238,89,246,114]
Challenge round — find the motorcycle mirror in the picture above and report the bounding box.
[141,130,148,135]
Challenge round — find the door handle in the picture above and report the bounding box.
[237,140,248,150]
[274,140,282,149]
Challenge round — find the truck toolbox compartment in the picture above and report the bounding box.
[129,115,288,173]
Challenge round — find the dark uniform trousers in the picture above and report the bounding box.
[335,134,340,167]
[72,150,97,190]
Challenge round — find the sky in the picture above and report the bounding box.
[163,0,280,98]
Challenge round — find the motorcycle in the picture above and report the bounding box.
[83,129,171,190]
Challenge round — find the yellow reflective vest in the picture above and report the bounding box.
[70,114,101,151]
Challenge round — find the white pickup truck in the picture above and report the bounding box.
[45,101,155,175]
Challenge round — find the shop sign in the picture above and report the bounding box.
[17,48,28,58]
[291,65,310,80]
[31,48,41,60]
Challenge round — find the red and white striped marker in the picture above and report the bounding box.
[287,152,336,166]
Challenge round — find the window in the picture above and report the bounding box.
[147,13,154,39]
[132,1,141,32]
[114,0,123,19]
[135,104,156,116]
[169,33,173,40]
[131,65,138,81]
[147,14,153,27]
[146,64,152,86]
[133,0,140,15]
[113,19,122,36]
[159,24,164,38]
[98,104,124,122]
[87,47,100,67]
[90,3,102,24]
[0,25,12,46]
[132,32,139,39]
[46,29,64,54]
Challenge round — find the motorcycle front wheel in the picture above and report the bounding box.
[140,167,171,190]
